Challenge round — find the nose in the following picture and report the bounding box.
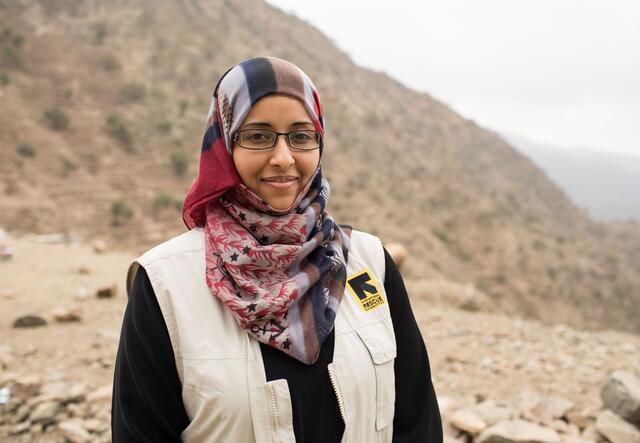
[268,134,295,168]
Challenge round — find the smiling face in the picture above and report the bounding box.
[232,94,321,211]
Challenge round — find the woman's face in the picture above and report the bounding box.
[232,94,321,210]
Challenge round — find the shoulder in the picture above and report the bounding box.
[138,228,205,265]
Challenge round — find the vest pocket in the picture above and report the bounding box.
[355,319,397,431]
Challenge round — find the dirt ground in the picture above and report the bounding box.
[1,233,639,441]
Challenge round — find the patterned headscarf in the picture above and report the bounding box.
[183,56,352,364]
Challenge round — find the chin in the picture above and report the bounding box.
[265,196,296,210]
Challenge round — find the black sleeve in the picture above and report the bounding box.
[383,248,443,443]
[111,266,190,442]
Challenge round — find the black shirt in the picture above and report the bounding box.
[112,248,442,442]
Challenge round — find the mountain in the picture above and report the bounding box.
[1,0,639,334]
[504,133,640,222]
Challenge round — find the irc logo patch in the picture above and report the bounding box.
[347,269,385,312]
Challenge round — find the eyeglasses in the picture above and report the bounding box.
[232,129,321,151]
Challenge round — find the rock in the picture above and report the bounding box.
[438,395,457,416]
[11,375,42,399]
[29,399,60,425]
[544,395,575,419]
[566,410,592,430]
[9,422,30,435]
[601,370,640,425]
[471,400,517,426]
[561,436,594,443]
[41,381,86,404]
[77,266,91,274]
[83,417,105,432]
[477,419,561,443]
[595,410,640,443]
[52,306,82,323]
[0,344,14,369]
[58,419,92,443]
[92,239,107,254]
[96,284,117,299]
[13,314,47,328]
[74,286,91,301]
[86,384,112,403]
[450,407,487,434]
[384,242,408,268]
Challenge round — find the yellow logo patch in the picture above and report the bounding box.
[347,269,385,312]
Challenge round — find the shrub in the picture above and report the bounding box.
[16,143,36,158]
[119,81,146,103]
[98,53,121,72]
[111,199,133,226]
[44,107,69,130]
[152,191,180,217]
[170,151,188,177]
[61,157,77,177]
[1,46,20,68]
[90,21,108,44]
[106,113,133,150]
[0,72,8,85]
[155,120,172,134]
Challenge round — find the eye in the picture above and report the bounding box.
[246,130,270,141]
[291,131,312,142]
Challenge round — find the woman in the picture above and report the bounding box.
[112,56,442,442]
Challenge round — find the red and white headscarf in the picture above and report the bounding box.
[183,57,351,364]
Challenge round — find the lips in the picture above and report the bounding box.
[261,176,298,183]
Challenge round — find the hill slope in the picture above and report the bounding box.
[1,0,639,333]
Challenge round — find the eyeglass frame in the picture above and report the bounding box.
[231,128,322,152]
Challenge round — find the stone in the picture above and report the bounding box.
[566,410,592,430]
[83,417,105,432]
[11,375,42,399]
[95,284,117,299]
[92,239,107,254]
[52,306,82,323]
[450,407,487,434]
[601,370,640,425]
[86,385,112,403]
[477,419,561,443]
[77,266,91,274]
[13,314,47,328]
[29,399,60,425]
[384,242,408,268]
[595,410,640,443]
[472,400,517,426]
[74,286,90,300]
[9,422,29,435]
[561,436,594,443]
[438,395,457,416]
[58,419,91,443]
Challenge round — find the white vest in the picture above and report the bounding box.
[129,228,397,442]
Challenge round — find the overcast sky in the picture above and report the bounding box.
[266,0,640,157]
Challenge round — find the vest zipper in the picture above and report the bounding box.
[328,364,347,440]
[267,383,281,443]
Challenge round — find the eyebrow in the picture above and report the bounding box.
[241,121,314,128]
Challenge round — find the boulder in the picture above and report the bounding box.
[477,419,561,443]
[58,419,92,443]
[13,314,47,328]
[29,399,60,426]
[595,410,640,443]
[601,370,640,425]
[450,407,487,434]
[96,284,117,299]
[52,306,82,323]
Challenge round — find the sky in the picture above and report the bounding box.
[265,0,640,157]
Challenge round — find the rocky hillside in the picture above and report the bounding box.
[1,0,639,334]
